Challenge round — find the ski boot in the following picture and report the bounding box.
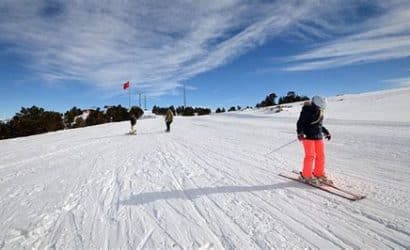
[298,173,320,185]
[315,175,333,185]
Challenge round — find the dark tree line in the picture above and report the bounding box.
[256,91,309,108]
[152,106,211,116]
[1,90,309,140]
[215,108,226,113]
[152,105,176,116]
[105,105,130,122]
[278,91,309,104]
[215,106,252,113]
[193,107,211,116]
[1,106,64,139]
[63,106,82,128]
[1,105,144,140]
[256,93,277,108]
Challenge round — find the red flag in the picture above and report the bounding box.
[123,81,130,90]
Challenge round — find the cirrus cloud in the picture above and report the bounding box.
[1,0,409,97]
[284,2,410,71]
[0,0,329,96]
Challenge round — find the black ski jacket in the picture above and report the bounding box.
[296,103,330,140]
[130,115,137,126]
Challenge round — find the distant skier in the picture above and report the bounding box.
[165,108,174,132]
[297,96,332,184]
[129,114,137,134]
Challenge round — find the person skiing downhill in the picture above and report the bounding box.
[297,96,331,184]
[165,108,173,132]
[129,114,137,134]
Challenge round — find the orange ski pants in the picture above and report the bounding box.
[302,139,325,178]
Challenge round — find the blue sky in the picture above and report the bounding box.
[1,0,409,119]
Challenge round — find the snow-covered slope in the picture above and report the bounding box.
[251,86,410,123]
[0,88,409,249]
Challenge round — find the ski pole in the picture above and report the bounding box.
[264,139,298,155]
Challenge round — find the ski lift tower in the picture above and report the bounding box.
[137,92,143,108]
[183,83,186,107]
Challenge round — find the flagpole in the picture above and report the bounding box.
[128,87,131,109]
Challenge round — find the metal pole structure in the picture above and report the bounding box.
[128,87,131,109]
[138,92,142,107]
[183,83,186,107]
[144,95,147,110]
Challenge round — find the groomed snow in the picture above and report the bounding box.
[0,88,409,249]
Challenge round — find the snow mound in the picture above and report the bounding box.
[243,87,410,123]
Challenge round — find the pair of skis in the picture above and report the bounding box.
[279,171,366,201]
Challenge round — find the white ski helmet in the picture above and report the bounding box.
[312,96,327,110]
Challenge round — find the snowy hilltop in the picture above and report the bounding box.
[0,87,409,249]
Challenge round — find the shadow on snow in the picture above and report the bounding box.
[120,181,303,206]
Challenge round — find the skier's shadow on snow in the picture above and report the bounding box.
[120,182,302,206]
[82,131,164,141]
[136,131,167,135]
[71,134,125,143]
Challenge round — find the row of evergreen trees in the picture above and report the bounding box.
[278,91,309,105]
[1,105,144,140]
[63,105,143,128]
[256,91,309,107]
[215,91,309,113]
[1,91,309,140]
[0,106,64,139]
[215,106,253,113]
[152,106,211,116]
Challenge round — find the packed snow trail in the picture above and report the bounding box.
[1,92,410,248]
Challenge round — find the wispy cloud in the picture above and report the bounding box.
[384,77,410,87]
[2,1,408,96]
[284,2,410,71]
[0,0,326,96]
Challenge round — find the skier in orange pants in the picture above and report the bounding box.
[297,96,331,184]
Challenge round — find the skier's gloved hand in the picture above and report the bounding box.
[325,134,331,141]
[297,134,305,141]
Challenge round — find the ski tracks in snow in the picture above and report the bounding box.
[151,117,410,249]
[1,116,409,249]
